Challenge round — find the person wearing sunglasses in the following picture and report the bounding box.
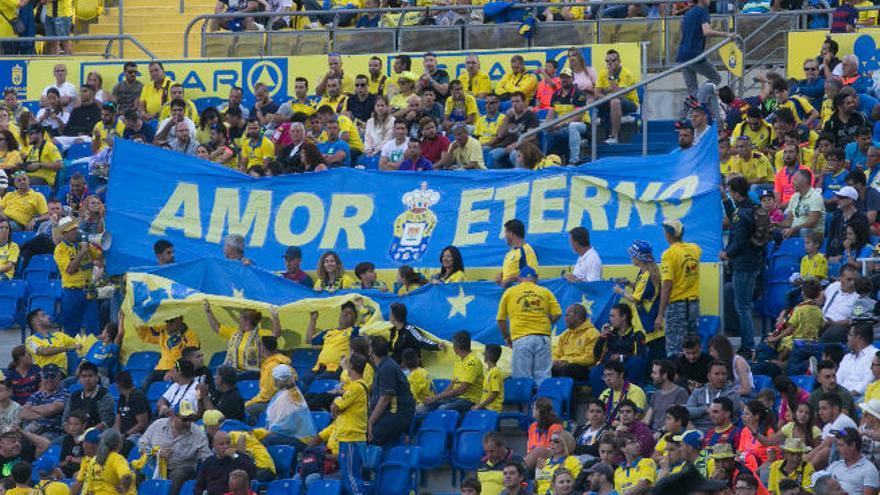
[792,59,825,110]
[595,49,639,145]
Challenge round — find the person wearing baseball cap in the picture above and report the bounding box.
[281,245,313,288]
[826,183,869,260]
[54,212,103,337]
[544,65,590,166]
[767,437,814,494]
[497,263,562,384]
[585,462,615,494]
[656,217,702,356]
[139,398,211,494]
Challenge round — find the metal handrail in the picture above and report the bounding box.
[516,36,743,159]
[0,34,155,59]
[183,0,682,57]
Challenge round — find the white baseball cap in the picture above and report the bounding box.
[834,186,858,201]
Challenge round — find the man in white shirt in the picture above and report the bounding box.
[823,427,880,495]
[820,264,860,343]
[156,359,199,417]
[566,226,602,282]
[837,323,878,398]
[809,392,858,468]
[379,121,409,170]
[41,64,76,114]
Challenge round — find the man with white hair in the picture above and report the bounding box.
[459,54,492,99]
[836,54,873,94]
[223,234,252,266]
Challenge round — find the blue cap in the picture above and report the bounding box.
[626,240,654,263]
[83,428,101,445]
[33,455,56,476]
[672,430,703,450]
[519,266,538,279]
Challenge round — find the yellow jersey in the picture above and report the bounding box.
[660,241,701,302]
[767,459,814,495]
[26,330,75,370]
[134,324,201,370]
[0,189,48,227]
[407,367,432,406]
[0,241,20,278]
[315,327,354,372]
[83,451,135,495]
[140,77,173,117]
[337,114,363,152]
[459,71,492,97]
[452,351,484,404]
[865,380,880,402]
[238,135,275,170]
[598,383,648,413]
[497,281,562,341]
[475,113,505,146]
[333,378,368,442]
[501,243,539,282]
[731,121,774,151]
[536,455,583,495]
[318,423,339,455]
[24,140,62,186]
[552,321,600,367]
[218,325,273,373]
[480,366,504,412]
[317,94,348,114]
[614,458,657,494]
[158,99,200,124]
[54,241,102,289]
[496,71,538,101]
[729,153,774,184]
[444,94,479,122]
[247,353,292,406]
[229,431,276,474]
[92,119,125,152]
[800,253,827,280]
[597,67,640,107]
[288,98,317,117]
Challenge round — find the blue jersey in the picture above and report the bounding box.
[84,341,119,377]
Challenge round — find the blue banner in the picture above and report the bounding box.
[128,258,618,345]
[105,127,722,275]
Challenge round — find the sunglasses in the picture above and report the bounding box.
[803,67,818,71]
[606,58,619,63]
[355,83,367,87]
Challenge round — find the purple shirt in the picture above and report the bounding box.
[625,420,656,458]
[398,157,433,171]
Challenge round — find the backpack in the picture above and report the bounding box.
[751,206,771,247]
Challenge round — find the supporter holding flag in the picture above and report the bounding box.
[204,303,281,380]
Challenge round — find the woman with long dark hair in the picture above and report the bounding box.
[396,265,427,295]
[740,400,777,470]
[7,344,39,405]
[197,107,222,145]
[432,245,465,283]
[524,397,564,470]
[0,129,20,171]
[773,375,810,428]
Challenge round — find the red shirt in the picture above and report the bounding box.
[774,165,813,205]
[535,77,561,109]
[420,134,451,163]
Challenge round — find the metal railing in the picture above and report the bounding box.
[517,36,743,160]
[0,34,155,59]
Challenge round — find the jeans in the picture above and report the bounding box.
[488,147,517,169]
[339,441,367,495]
[422,398,474,415]
[61,287,100,336]
[512,334,552,385]
[547,123,588,164]
[679,59,721,119]
[732,269,758,351]
[664,300,700,356]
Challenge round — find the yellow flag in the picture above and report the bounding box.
[719,42,743,77]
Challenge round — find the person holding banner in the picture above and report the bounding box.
[204,303,281,381]
[496,219,539,288]
[497,267,562,385]
[305,302,359,385]
[655,219,702,357]
[314,251,356,292]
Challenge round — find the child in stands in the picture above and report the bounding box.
[473,344,503,412]
[402,348,432,408]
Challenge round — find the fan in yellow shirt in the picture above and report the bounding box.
[203,410,277,477]
[729,137,774,185]
[331,353,370,495]
[459,55,492,98]
[497,219,539,287]
[497,267,562,346]
[614,432,657,495]
[422,332,483,411]
[237,119,275,171]
[474,345,504,412]
[74,429,135,495]
[496,56,538,102]
[401,348,433,406]
[307,302,359,375]
[552,305,601,374]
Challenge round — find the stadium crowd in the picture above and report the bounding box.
[0,0,878,494]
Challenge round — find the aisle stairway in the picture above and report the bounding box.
[73,0,217,59]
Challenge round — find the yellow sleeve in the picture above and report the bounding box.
[496,291,510,320]
[489,368,503,394]
[7,242,19,265]
[547,290,562,317]
[639,458,657,483]
[459,356,482,387]
[496,74,512,94]
[465,96,478,116]
[478,76,492,95]
[333,380,364,411]
[247,368,275,407]
[444,98,454,118]
[522,74,538,99]
[631,386,647,410]
[218,325,237,339]
[817,255,828,279]
[53,244,70,277]
[341,274,356,288]
[552,336,562,360]
[565,456,583,481]
[260,137,274,158]
[35,193,48,215]
[659,250,674,282]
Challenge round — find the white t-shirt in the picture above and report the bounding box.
[161,381,199,412]
[822,282,859,323]
[380,139,408,163]
[35,107,70,132]
[572,247,602,282]
[42,82,77,113]
[157,117,197,141]
[821,413,857,439]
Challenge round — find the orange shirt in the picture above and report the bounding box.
[527,422,563,453]
[535,78,561,110]
[737,427,777,470]
[774,166,813,205]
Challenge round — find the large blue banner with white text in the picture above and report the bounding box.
[105,128,722,275]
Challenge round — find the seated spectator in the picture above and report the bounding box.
[250,82,277,126]
[6,346,40,406]
[775,144,814,207]
[58,409,88,478]
[823,88,867,147]
[225,469,256,495]
[306,301,358,382]
[703,396,743,451]
[551,303,600,379]
[836,323,877,398]
[473,344,503,413]
[708,335,753,397]
[778,169,823,238]
[139,400,211,495]
[63,84,100,138]
[379,120,408,170]
[35,88,68,136]
[313,251,355,292]
[197,107,222,145]
[544,68,589,165]
[613,431,657,495]
[534,60,561,111]
[596,49,639,145]
[122,110,155,143]
[396,265,426,295]
[344,75,375,126]
[198,365,245,422]
[399,139,432,171]
[738,399,776,471]
[112,62,143,117]
[363,96,394,158]
[237,118,274,172]
[113,370,149,454]
[218,87,251,121]
[279,246,312,287]
[818,264,860,343]
[644,360,689,432]
[459,54,492,99]
[523,397,564,470]
[0,217,18,282]
[597,360,647,424]
[487,93,538,169]
[418,118,450,164]
[685,361,742,431]
[203,410,275,482]
[166,121,198,156]
[351,261,387,292]
[773,79,819,128]
[728,137,774,187]
[652,405,688,466]
[207,124,236,167]
[205,303,279,379]
[767,438,815,494]
[421,331,482,414]
[387,303,441,363]
[443,80,478,132]
[81,320,121,383]
[534,430,581,495]
[154,99,197,147]
[845,169,880,226]
[138,62,172,121]
[827,185,869,258]
[707,445,766,494]
[402,349,431,407]
[25,307,80,371]
[62,362,114,429]
[731,107,773,152]
[390,72,418,114]
[316,118,351,168]
[20,364,68,441]
[225,107,246,142]
[844,127,872,169]
[573,399,607,456]
[590,304,648,392]
[617,399,655,457]
[194,430,257,495]
[157,84,199,124]
[823,427,880,493]
[475,94,504,148]
[809,392,858,469]
[461,477,482,495]
[156,359,199,418]
[496,56,538,102]
[244,336,290,423]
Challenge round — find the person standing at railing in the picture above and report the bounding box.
[676,0,736,120]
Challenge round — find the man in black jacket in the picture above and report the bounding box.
[388,303,444,364]
[64,85,100,137]
[195,430,256,495]
[720,176,761,356]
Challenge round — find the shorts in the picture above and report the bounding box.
[44,16,72,37]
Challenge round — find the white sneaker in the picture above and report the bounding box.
[604,137,618,144]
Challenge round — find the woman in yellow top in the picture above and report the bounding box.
[314,251,356,292]
[85,429,135,495]
[0,129,21,171]
[614,240,662,351]
[396,265,427,295]
[518,142,562,170]
[432,245,466,284]
[197,108,222,146]
[204,302,281,378]
[534,430,582,495]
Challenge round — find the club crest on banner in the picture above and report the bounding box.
[388,182,440,263]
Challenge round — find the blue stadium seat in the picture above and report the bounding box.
[753,374,773,393]
[139,479,172,495]
[179,479,196,495]
[500,377,534,429]
[237,380,260,401]
[377,446,420,494]
[127,370,149,390]
[193,97,225,113]
[26,279,61,320]
[219,419,251,432]
[790,375,814,392]
[767,257,800,282]
[125,351,161,371]
[451,429,485,476]
[291,348,319,368]
[107,383,120,401]
[310,410,332,431]
[268,444,297,478]
[432,379,451,394]
[536,377,574,418]
[0,280,25,327]
[267,479,300,495]
[307,379,339,394]
[59,161,90,186]
[762,281,792,318]
[255,410,268,428]
[11,231,34,246]
[420,409,459,433]
[698,316,720,350]
[31,185,52,200]
[306,478,341,495]
[416,425,449,469]
[458,410,499,432]
[146,381,172,403]
[24,255,59,281]
[773,237,806,257]
[44,443,62,463]
[65,142,93,161]
[208,351,227,372]
[66,382,83,394]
